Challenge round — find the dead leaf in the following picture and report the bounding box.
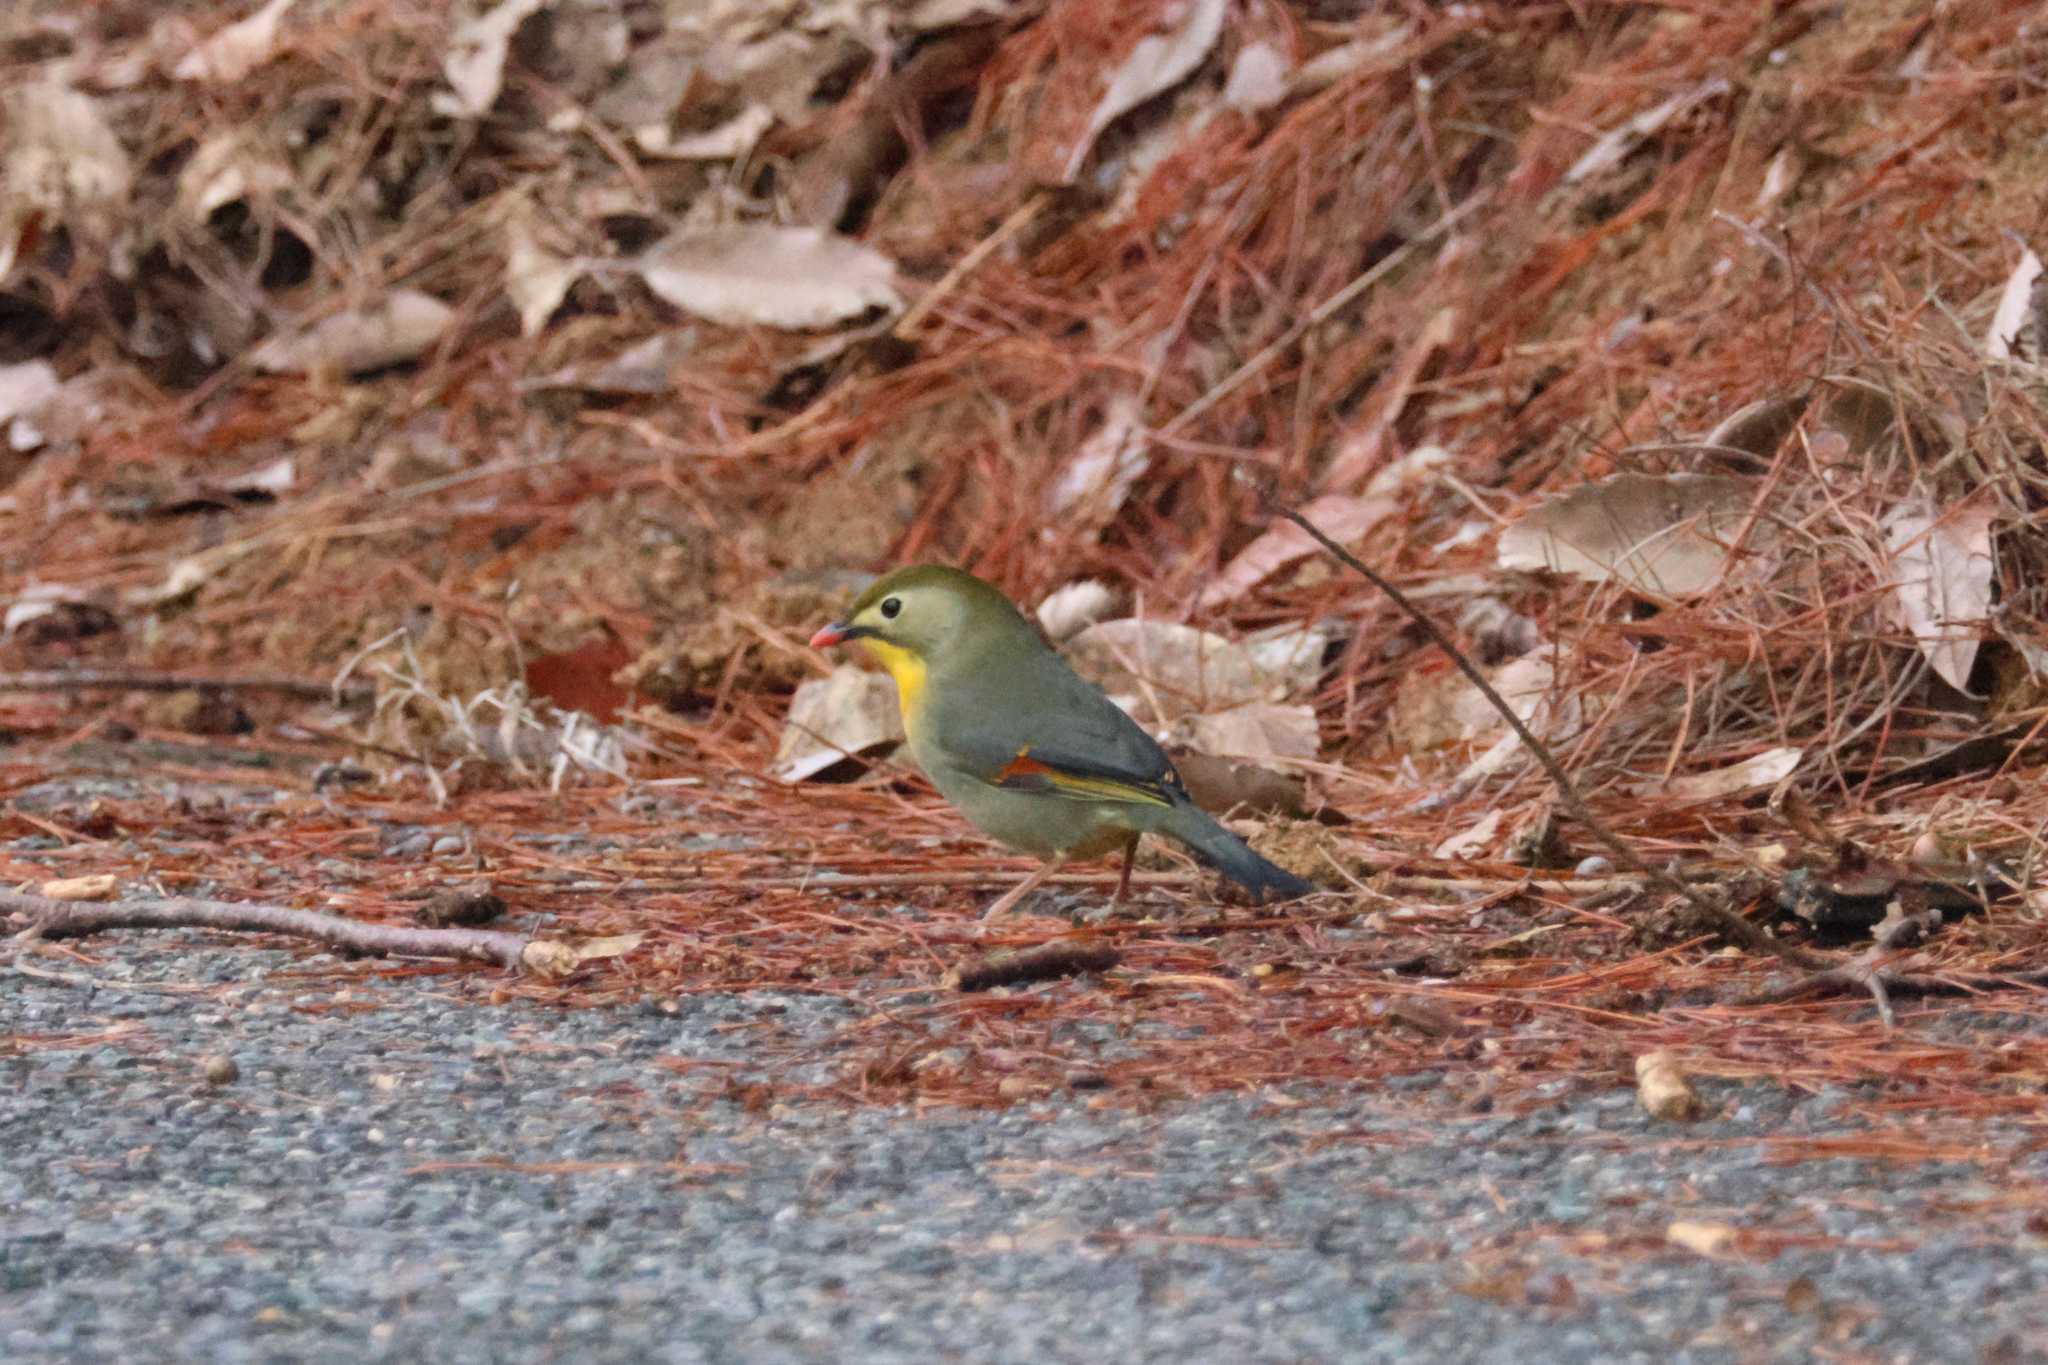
[1635,1049,1704,1121]
[1035,580,1120,644]
[1756,146,1801,209]
[775,664,904,782]
[0,79,132,282]
[521,941,575,977]
[1700,395,1809,462]
[1064,618,1307,723]
[0,361,59,450]
[636,104,776,161]
[227,455,296,498]
[1062,0,1229,184]
[177,130,293,220]
[1987,246,2043,363]
[526,331,695,395]
[1498,473,1762,597]
[524,633,634,723]
[1433,808,1502,861]
[1169,750,1306,818]
[1292,21,1413,93]
[1666,1220,1737,1257]
[1242,621,1335,692]
[1197,494,1397,609]
[1655,746,1803,803]
[174,0,297,83]
[251,291,455,374]
[505,218,582,337]
[1044,393,1147,529]
[436,0,548,118]
[1171,701,1319,766]
[638,226,901,329]
[1222,41,1291,113]
[568,932,642,964]
[36,874,119,902]
[1885,499,1996,694]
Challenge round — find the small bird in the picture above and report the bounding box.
[809,565,1315,915]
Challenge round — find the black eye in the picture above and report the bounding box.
[879,596,902,620]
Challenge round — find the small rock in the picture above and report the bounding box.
[202,1054,239,1086]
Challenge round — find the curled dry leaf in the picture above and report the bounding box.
[1291,19,1413,93]
[638,226,902,329]
[1171,701,1318,767]
[505,218,582,337]
[1169,750,1306,819]
[177,130,293,220]
[1197,493,1397,609]
[1986,245,2043,363]
[437,0,547,118]
[1653,745,1803,803]
[1497,472,1763,597]
[1442,650,1598,788]
[174,0,297,83]
[519,932,643,979]
[1044,393,1147,530]
[0,79,132,281]
[1242,621,1335,689]
[1432,808,1501,861]
[1635,1049,1704,1121]
[775,663,904,782]
[0,360,60,450]
[526,331,695,395]
[637,104,775,161]
[1884,499,1996,695]
[1666,1221,1737,1258]
[1221,41,1291,113]
[251,290,455,374]
[1035,580,1119,644]
[1061,0,1229,184]
[1699,394,1808,463]
[1064,617,1320,723]
[36,874,120,902]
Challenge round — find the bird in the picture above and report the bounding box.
[808,564,1316,916]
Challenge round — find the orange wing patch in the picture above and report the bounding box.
[995,749,1054,783]
[992,746,1171,807]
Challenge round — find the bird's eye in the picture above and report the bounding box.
[879,596,902,620]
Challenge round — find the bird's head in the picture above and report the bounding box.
[809,564,1029,700]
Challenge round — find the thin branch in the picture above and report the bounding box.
[3,891,529,969]
[1272,500,1829,971]
[0,671,373,705]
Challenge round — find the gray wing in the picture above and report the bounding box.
[930,649,1187,806]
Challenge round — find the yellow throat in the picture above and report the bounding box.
[859,638,928,736]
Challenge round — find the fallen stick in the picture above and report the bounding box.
[2,890,529,970]
[0,670,372,705]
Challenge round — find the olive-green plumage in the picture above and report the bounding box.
[810,564,1314,911]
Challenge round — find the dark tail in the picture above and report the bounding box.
[1157,802,1315,903]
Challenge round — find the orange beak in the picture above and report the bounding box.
[809,623,852,649]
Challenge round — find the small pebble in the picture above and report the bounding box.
[201,1054,239,1086]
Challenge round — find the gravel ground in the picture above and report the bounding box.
[6,936,2047,1364]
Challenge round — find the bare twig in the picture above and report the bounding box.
[3,891,529,969]
[0,671,373,706]
[1272,500,1829,972]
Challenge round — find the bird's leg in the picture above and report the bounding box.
[981,853,1066,918]
[1110,834,1139,907]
